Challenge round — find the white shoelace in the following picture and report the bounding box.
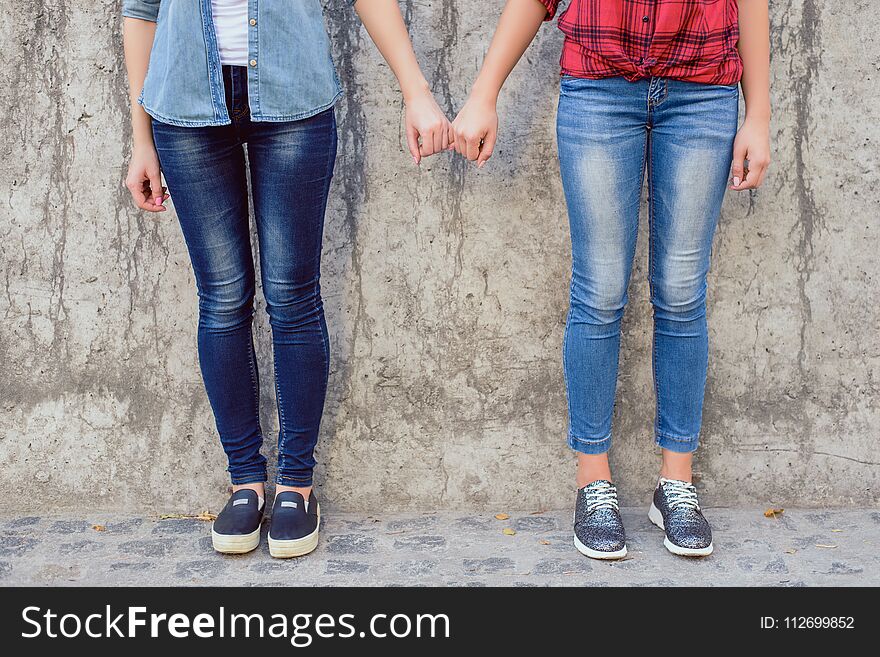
[662,479,700,511]
[584,481,619,513]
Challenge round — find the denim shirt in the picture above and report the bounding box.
[122,0,354,127]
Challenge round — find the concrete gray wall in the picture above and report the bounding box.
[1,1,877,513]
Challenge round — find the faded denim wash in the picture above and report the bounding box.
[122,0,354,126]
[151,66,337,486]
[557,75,739,455]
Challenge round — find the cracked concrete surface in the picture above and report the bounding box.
[0,2,878,514]
[1,509,877,586]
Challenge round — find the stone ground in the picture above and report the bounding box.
[1,509,877,586]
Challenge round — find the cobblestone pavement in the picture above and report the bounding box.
[1,509,877,586]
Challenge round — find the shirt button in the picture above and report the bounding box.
[643,15,649,22]
[249,59,257,67]
[249,18,256,26]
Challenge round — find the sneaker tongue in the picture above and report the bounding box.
[659,477,691,486]
[659,478,698,510]
[232,489,264,510]
[275,491,307,512]
[583,480,618,512]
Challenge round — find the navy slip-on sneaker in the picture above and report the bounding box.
[211,489,264,554]
[573,480,627,560]
[648,478,714,557]
[268,491,321,558]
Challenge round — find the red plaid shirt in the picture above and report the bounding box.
[539,0,742,84]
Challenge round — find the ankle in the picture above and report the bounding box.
[659,449,693,483]
[233,482,265,498]
[576,453,613,488]
[276,485,312,500]
[658,470,692,483]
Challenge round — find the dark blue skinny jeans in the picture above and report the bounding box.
[152,66,337,487]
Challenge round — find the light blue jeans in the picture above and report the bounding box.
[557,75,739,455]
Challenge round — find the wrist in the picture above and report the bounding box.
[130,109,155,150]
[401,77,430,104]
[744,99,771,124]
[469,79,499,105]
[132,134,155,152]
[744,111,771,126]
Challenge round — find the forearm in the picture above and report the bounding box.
[737,0,771,121]
[470,0,548,102]
[123,17,157,147]
[353,0,429,101]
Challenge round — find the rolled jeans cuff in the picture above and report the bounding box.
[276,473,314,488]
[655,432,699,453]
[229,470,268,486]
[568,432,612,455]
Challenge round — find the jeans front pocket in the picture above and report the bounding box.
[559,74,598,98]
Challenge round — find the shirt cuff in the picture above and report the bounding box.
[537,0,561,20]
[122,0,160,22]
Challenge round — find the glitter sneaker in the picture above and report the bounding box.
[573,480,627,560]
[648,478,713,556]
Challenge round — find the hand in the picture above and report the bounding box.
[125,143,169,212]
[730,116,771,191]
[404,87,453,165]
[452,91,498,168]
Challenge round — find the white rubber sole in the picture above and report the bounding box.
[573,535,628,560]
[648,503,714,557]
[268,507,321,559]
[211,526,261,555]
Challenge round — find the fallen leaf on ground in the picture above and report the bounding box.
[91,525,106,532]
[764,508,784,518]
[529,510,546,516]
[815,544,838,549]
[539,539,551,545]
[157,512,217,521]
[494,513,510,521]
[502,528,516,536]
[784,549,797,554]
[831,529,843,533]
